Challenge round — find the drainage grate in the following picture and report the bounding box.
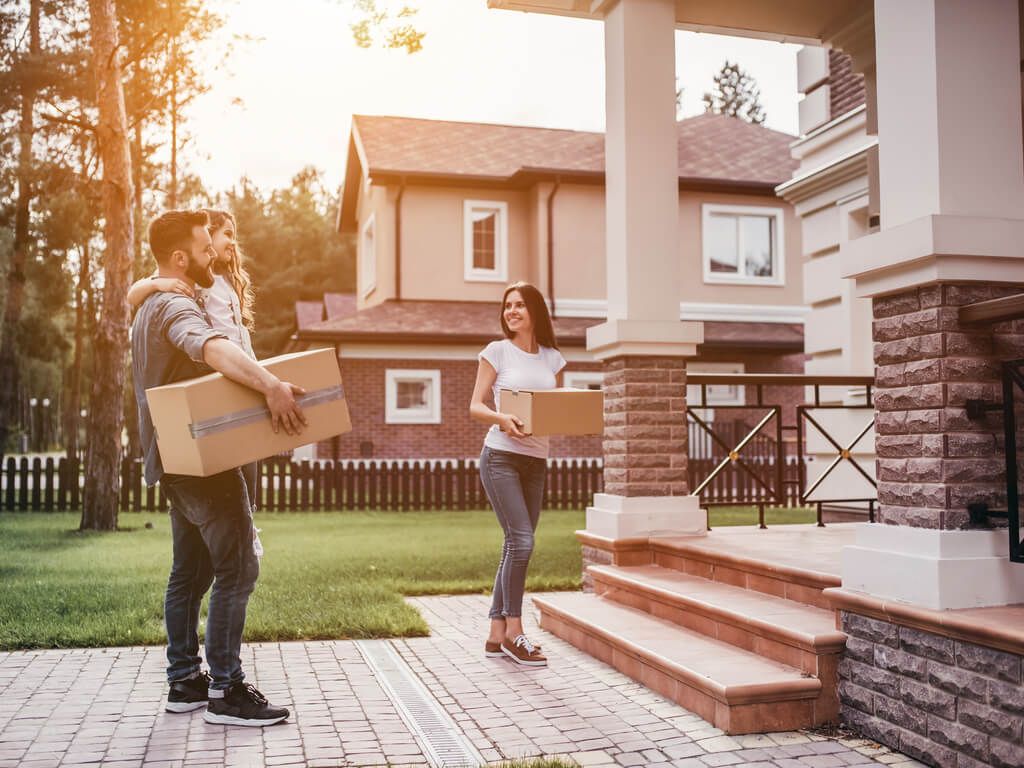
[356,639,485,768]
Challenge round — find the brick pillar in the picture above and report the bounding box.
[873,283,1023,530]
[602,355,688,497]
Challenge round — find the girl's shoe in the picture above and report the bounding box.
[484,641,504,658]
[501,634,547,667]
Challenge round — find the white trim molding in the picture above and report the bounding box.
[564,370,604,390]
[463,199,508,283]
[360,214,376,299]
[701,203,786,286]
[553,298,808,325]
[384,369,442,424]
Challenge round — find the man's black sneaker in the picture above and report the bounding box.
[166,671,211,713]
[203,682,289,727]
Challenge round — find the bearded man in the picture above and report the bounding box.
[131,209,302,726]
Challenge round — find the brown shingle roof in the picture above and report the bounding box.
[353,112,797,187]
[294,300,802,351]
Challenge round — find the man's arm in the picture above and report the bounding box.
[202,338,308,435]
[159,297,307,435]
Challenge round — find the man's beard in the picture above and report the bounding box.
[185,254,215,288]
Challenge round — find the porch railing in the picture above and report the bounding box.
[686,373,878,527]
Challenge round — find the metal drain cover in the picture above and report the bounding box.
[356,639,485,768]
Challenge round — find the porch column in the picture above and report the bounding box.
[840,0,1024,609]
[584,0,704,547]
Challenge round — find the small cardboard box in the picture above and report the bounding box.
[499,387,604,436]
[146,347,351,477]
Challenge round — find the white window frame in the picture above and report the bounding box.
[360,214,376,298]
[701,203,785,286]
[385,369,441,425]
[463,200,508,283]
[564,371,604,390]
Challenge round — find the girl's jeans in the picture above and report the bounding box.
[479,446,547,619]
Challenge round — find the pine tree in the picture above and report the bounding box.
[702,60,766,125]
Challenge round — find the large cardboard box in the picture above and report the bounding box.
[146,347,351,477]
[499,387,604,436]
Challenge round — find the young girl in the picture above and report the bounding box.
[470,281,565,667]
[128,208,259,503]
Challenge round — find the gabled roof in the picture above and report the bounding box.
[339,113,797,232]
[293,299,803,351]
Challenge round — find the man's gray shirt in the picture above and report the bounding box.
[132,292,227,485]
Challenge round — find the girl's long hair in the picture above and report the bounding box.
[202,208,255,331]
[500,281,558,349]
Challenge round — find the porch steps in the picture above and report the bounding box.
[589,564,846,674]
[536,533,847,733]
[535,592,827,734]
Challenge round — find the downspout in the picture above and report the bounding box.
[395,179,406,300]
[546,177,561,317]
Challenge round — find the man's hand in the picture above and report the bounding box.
[265,380,308,435]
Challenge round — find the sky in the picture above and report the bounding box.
[185,0,802,194]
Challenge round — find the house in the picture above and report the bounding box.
[292,112,806,459]
[483,0,1024,758]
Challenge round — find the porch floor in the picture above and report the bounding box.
[654,523,858,580]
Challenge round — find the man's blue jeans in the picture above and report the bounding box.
[161,468,259,690]
[479,446,547,619]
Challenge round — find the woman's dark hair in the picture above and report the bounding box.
[500,281,558,349]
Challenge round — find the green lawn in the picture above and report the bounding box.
[707,505,816,527]
[0,509,585,651]
[0,505,817,651]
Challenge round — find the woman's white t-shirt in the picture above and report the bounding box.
[198,274,255,360]
[479,338,566,459]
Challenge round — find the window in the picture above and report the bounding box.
[464,200,508,282]
[385,369,441,424]
[702,204,784,285]
[687,362,745,422]
[360,214,376,298]
[565,371,604,391]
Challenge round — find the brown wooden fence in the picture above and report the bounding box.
[0,455,604,512]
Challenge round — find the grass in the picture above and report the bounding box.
[707,505,817,527]
[0,504,819,651]
[0,509,584,651]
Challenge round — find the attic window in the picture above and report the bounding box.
[464,200,508,282]
[701,204,785,286]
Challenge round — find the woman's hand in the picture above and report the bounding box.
[152,277,194,298]
[498,413,528,438]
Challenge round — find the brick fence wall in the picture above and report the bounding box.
[839,611,1023,768]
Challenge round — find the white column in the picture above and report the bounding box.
[842,0,1024,295]
[587,0,703,359]
[585,0,703,541]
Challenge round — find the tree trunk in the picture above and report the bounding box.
[64,241,90,465]
[168,1,178,208]
[81,0,135,532]
[0,0,41,465]
[124,125,143,460]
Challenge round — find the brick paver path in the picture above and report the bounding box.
[0,594,921,768]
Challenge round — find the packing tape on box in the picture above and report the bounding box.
[188,384,345,439]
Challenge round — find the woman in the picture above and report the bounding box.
[128,208,260,510]
[470,281,565,667]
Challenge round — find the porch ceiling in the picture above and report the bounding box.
[487,0,870,45]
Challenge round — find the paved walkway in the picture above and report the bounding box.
[0,594,920,768]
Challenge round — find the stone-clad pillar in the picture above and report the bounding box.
[872,284,1024,530]
[841,0,1024,609]
[602,356,688,498]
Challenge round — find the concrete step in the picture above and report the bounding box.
[535,592,837,734]
[589,564,846,676]
[648,533,842,609]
